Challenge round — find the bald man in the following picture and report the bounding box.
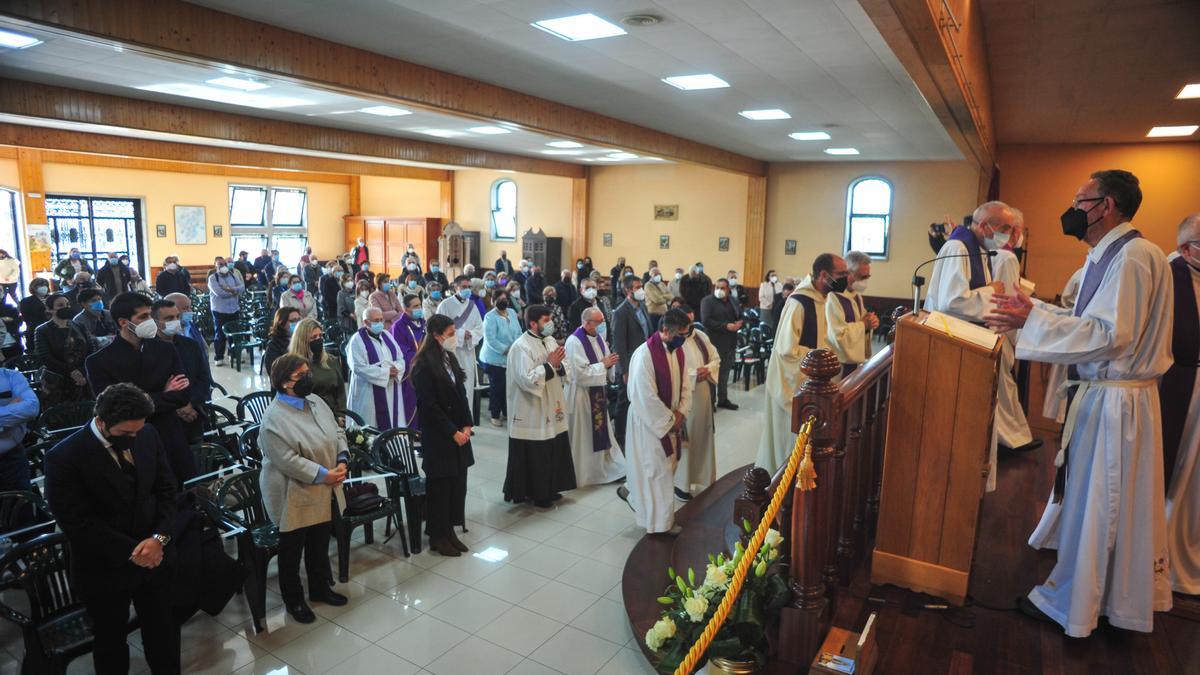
[564,306,624,487]
[989,209,1041,455]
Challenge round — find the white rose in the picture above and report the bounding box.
[704,563,730,589]
[764,528,784,549]
[683,595,709,623]
[645,617,677,651]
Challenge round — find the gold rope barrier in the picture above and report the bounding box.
[673,416,817,675]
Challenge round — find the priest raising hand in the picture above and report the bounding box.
[984,289,1034,332]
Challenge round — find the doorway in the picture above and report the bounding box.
[45,195,146,279]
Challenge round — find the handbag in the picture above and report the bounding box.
[343,480,386,516]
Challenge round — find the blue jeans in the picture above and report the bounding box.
[212,311,238,360]
[0,445,32,527]
[484,363,507,420]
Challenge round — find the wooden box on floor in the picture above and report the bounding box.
[870,312,1001,605]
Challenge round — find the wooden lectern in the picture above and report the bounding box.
[870,312,1002,605]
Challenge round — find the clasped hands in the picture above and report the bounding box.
[984,286,1034,332]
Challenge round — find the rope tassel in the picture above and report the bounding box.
[794,433,817,492]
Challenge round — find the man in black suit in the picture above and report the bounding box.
[494,250,514,276]
[552,268,578,315]
[45,383,180,674]
[151,299,209,444]
[700,277,743,410]
[611,276,651,445]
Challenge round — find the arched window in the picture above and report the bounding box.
[490,178,517,241]
[844,177,892,259]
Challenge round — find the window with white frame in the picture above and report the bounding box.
[844,177,892,259]
[229,185,308,267]
[490,178,517,241]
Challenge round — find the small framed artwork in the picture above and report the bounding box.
[718,237,730,252]
[654,204,678,221]
[603,233,613,247]
[212,225,224,238]
[784,239,797,256]
[156,224,167,238]
[659,235,670,249]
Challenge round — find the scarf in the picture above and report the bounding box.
[1161,255,1199,486]
[452,294,480,330]
[357,327,400,430]
[948,226,987,290]
[646,332,685,457]
[570,327,611,453]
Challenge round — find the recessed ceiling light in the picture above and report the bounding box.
[824,147,860,155]
[206,76,269,92]
[607,152,638,160]
[644,157,664,161]
[595,157,621,162]
[1146,125,1198,138]
[789,131,832,141]
[739,109,791,121]
[359,105,412,117]
[469,126,512,135]
[0,29,41,49]
[580,158,596,162]
[546,140,584,149]
[662,74,730,91]
[419,129,467,138]
[136,83,312,109]
[540,149,585,156]
[532,13,626,41]
[1176,84,1200,99]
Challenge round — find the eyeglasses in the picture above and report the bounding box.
[1072,196,1105,209]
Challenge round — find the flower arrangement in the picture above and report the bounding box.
[344,427,372,461]
[645,521,790,673]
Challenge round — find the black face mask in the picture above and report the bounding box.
[1060,198,1105,240]
[292,373,314,398]
[55,307,73,320]
[828,275,848,294]
[108,433,135,452]
[496,299,510,311]
[309,338,324,356]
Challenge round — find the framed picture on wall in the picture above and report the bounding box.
[173,205,207,245]
[718,237,730,252]
[659,235,670,249]
[603,233,613,247]
[784,239,797,256]
[654,204,678,221]
[213,225,224,238]
[155,224,167,238]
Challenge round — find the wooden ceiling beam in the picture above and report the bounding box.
[1,0,767,176]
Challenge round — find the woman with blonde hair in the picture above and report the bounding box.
[368,273,403,330]
[288,317,346,424]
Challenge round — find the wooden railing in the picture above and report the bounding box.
[733,342,895,667]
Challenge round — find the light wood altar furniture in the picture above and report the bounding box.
[343,216,441,278]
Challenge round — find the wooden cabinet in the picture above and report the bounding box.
[344,216,442,277]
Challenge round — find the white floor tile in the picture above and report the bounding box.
[556,558,623,596]
[426,546,510,585]
[596,648,657,675]
[427,587,513,633]
[311,580,378,620]
[386,570,466,612]
[542,525,609,556]
[272,622,371,675]
[239,606,327,652]
[376,614,469,667]
[231,654,301,675]
[424,635,523,675]
[529,626,623,675]
[474,564,554,604]
[476,605,565,656]
[568,598,635,647]
[507,659,565,675]
[510,544,582,579]
[504,513,571,542]
[323,644,421,675]
[332,593,424,642]
[472,530,542,561]
[573,510,637,537]
[519,580,600,624]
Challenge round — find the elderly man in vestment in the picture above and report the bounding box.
[755,254,843,475]
[826,251,879,379]
[673,304,719,500]
[437,275,485,418]
[618,309,694,535]
[989,213,1041,455]
[987,169,1173,637]
[503,305,577,507]
[347,307,405,431]
[564,306,625,487]
[1163,213,1200,595]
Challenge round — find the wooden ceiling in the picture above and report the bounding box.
[980,0,1200,144]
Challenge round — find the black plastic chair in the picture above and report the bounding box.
[36,402,95,442]
[238,425,262,466]
[208,469,277,634]
[0,491,52,536]
[334,445,403,581]
[4,354,42,388]
[0,533,136,674]
[235,391,274,425]
[369,428,425,554]
[223,320,263,372]
[189,443,238,479]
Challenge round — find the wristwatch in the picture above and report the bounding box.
[152,533,171,546]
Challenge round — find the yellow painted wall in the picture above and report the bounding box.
[764,161,981,298]
[998,142,1200,296]
[39,163,350,268]
[0,158,16,190]
[453,169,573,269]
[359,175,442,218]
[588,163,749,278]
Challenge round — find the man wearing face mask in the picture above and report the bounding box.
[674,304,719,501]
[85,292,194,482]
[617,309,695,534]
[209,256,245,367]
[613,276,652,446]
[609,256,627,300]
[436,275,485,419]
[700,278,743,410]
[64,271,94,314]
[347,307,405,432]
[553,268,579,314]
[825,251,879,378]
[97,252,131,301]
[494,250,514,277]
[568,278,601,333]
[503,304,577,508]
[524,264,546,306]
[985,169,1173,638]
[564,307,624,487]
[425,260,449,288]
[756,254,842,475]
[152,299,209,443]
[54,247,92,288]
[989,213,1041,455]
[72,288,119,350]
[680,262,713,311]
[155,256,192,297]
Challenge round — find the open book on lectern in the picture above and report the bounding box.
[920,311,1000,350]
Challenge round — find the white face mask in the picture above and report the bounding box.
[652,274,662,283]
[851,280,868,293]
[674,272,683,280]
[983,230,1010,251]
[769,275,778,284]
[359,291,369,299]
[633,288,646,301]
[541,320,555,337]
[131,318,159,340]
[441,334,457,351]
[166,263,178,271]
[161,319,181,337]
[714,289,727,300]
[582,287,597,300]
[728,278,738,287]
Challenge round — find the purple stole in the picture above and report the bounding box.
[836,293,867,376]
[1161,255,1199,486]
[570,327,611,453]
[452,296,478,329]
[788,293,818,348]
[948,226,988,289]
[646,332,685,457]
[391,315,425,430]
[357,328,401,430]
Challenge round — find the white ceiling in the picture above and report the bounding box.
[175,0,962,162]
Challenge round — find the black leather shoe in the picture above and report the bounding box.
[616,486,633,511]
[310,589,348,607]
[1003,439,1045,453]
[285,600,316,623]
[717,400,739,411]
[1017,596,1053,624]
[674,487,694,501]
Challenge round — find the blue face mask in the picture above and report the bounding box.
[287,322,297,335]
[485,279,496,288]
[181,311,194,326]
[369,321,385,334]
[382,282,393,292]
[431,291,442,300]
[272,256,280,263]
[89,300,104,312]
[407,281,417,289]
[431,265,440,273]
[291,282,304,292]
[457,288,471,300]
[597,322,607,338]
[412,309,424,320]
[666,334,686,351]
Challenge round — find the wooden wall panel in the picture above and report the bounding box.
[348,176,361,216]
[440,178,454,222]
[2,0,766,176]
[15,148,49,272]
[570,175,589,264]
[744,174,767,287]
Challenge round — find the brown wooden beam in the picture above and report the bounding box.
[744,174,767,287]
[570,174,589,264]
[0,79,584,178]
[0,0,765,176]
[16,148,50,273]
[348,176,361,216]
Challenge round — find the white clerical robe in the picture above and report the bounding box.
[676,329,719,495]
[1018,223,1173,637]
[506,331,569,441]
[1041,268,1084,422]
[346,330,405,430]
[627,340,694,533]
[755,276,829,475]
[564,331,625,487]
[826,289,870,367]
[437,294,483,416]
[1165,253,1200,594]
[989,249,1034,451]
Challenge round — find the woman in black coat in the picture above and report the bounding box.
[409,313,474,557]
[19,277,51,346]
[261,307,300,377]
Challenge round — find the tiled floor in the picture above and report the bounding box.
[0,357,767,674]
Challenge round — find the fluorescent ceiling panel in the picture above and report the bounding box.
[0,29,41,49]
[136,83,313,109]
[661,74,730,91]
[546,140,584,148]
[206,76,269,91]
[1177,84,1200,99]
[469,126,512,135]
[607,152,638,160]
[739,109,791,120]
[531,13,626,42]
[419,129,467,138]
[789,131,832,141]
[1146,125,1198,137]
[359,105,412,116]
[823,147,860,155]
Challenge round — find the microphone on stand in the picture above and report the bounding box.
[911,251,997,316]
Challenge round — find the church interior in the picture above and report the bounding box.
[0,0,1197,673]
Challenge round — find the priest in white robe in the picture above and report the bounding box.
[755,254,843,475]
[618,309,694,534]
[990,217,1039,455]
[347,306,405,431]
[826,251,878,379]
[503,304,577,507]
[437,275,485,417]
[1041,268,1083,423]
[987,170,1173,637]
[675,304,719,498]
[564,307,625,487]
[1163,213,1200,595]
